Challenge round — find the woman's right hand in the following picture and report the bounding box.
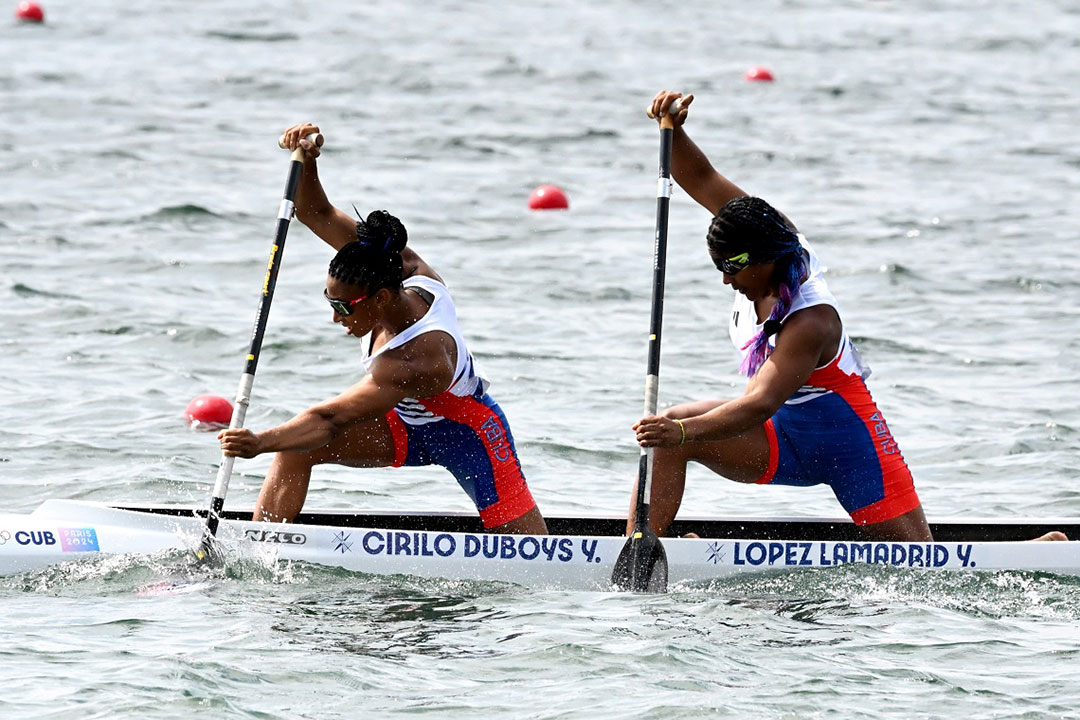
[648,91,693,127]
[218,428,264,458]
[280,123,322,159]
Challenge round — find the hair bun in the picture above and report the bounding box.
[357,210,408,255]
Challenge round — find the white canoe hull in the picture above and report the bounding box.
[2,500,1079,589]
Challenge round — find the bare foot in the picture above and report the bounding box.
[1031,531,1068,542]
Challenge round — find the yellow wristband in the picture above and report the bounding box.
[674,418,686,445]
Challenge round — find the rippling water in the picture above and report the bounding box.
[3,0,1079,717]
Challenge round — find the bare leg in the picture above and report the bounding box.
[490,506,548,535]
[252,416,551,532]
[625,399,771,537]
[625,443,689,537]
[1032,531,1068,541]
[623,400,940,545]
[253,416,396,522]
[860,508,1068,542]
[858,505,934,542]
[253,452,313,522]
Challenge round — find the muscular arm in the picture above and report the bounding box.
[681,307,838,441]
[634,306,840,447]
[281,124,445,282]
[293,155,358,252]
[296,160,444,283]
[249,373,408,454]
[219,333,456,457]
[649,92,748,215]
[670,125,748,216]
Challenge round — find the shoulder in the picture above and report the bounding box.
[402,247,445,285]
[403,274,449,296]
[776,304,840,347]
[369,331,455,394]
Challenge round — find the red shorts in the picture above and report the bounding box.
[385,391,537,529]
[757,388,921,526]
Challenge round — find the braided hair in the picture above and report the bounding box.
[328,210,408,293]
[707,196,808,377]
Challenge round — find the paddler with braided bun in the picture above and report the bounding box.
[629,91,933,542]
[219,124,547,535]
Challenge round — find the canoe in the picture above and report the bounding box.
[2,500,1078,589]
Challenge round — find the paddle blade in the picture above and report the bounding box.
[611,525,669,593]
[193,532,224,568]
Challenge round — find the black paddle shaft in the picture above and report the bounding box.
[636,119,675,518]
[245,168,302,374]
[196,138,316,558]
[612,112,675,592]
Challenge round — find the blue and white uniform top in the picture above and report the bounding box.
[728,237,870,404]
[361,275,488,426]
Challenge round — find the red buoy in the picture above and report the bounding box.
[15,1,44,22]
[185,395,233,429]
[745,66,774,82]
[528,185,569,210]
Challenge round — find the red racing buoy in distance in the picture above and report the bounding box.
[745,66,774,82]
[185,395,233,430]
[15,1,44,22]
[528,184,569,210]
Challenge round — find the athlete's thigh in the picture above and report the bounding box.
[305,414,397,468]
[684,423,772,484]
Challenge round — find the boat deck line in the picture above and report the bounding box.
[112,505,1080,542]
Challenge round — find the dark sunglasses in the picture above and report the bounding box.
[324,288,369,316]
[713,251,752,275]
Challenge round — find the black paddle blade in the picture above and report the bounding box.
[192,533,224,568]
[611,525,669,593]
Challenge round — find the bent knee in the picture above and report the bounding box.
[652,442,693,465]
[273,448,324,468]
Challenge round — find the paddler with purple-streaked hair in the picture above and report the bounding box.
[629,90,1068,543]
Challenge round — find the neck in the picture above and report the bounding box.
[376,287,429,333]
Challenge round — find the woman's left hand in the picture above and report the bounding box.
[634,415,684,447]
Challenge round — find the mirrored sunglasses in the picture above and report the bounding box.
[714,251,752,275]
[324,288,369,316]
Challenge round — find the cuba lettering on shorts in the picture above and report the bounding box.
[384,391,536,529]
[757,365,921,526]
